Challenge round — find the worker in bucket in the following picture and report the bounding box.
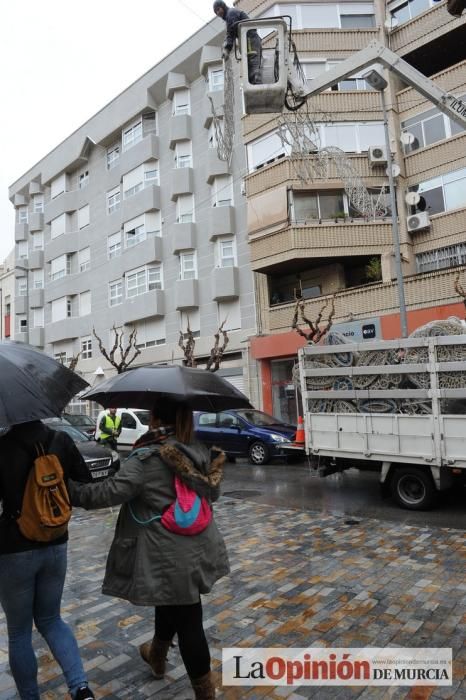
[213,1,261,84]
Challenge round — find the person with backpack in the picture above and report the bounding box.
[0,420,95,700]
[68,399,229,700]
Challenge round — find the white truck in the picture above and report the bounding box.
[294,335,466,510]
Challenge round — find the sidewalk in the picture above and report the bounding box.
[0,497,464,700]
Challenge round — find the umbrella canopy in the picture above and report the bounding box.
[81,365,252,412]
[0,341,89,430]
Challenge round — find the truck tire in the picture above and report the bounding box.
[390,467,436,510]
[248,441,270,465]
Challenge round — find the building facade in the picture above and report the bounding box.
[236,0,466,422]
[0,249,16,341]
[9,19,260,409]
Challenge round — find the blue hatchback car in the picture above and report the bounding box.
[194,409,301,465]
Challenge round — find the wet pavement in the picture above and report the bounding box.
[0,473,465,699]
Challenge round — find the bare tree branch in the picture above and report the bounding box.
[291,297,335,344]
[206,321,229,372]
[178,317,197,368]
[68,352,81,373]
[454,272,466,318]
[92,325,140,373]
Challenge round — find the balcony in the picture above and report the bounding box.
[124,235,162,268]
[28,181,42,196]
[249,222,394,272]
[29,289,44,308]
[169,115,192,149]
[45,233,79,263]
[171,223,196,254]
[267,265,466,334]
[166,72,188,100]
[205,150,230,184]
[212,266,239,301]
[122,184,161,221]
[208,205,235,240]
[29,213,44,232]
[175,279,199,309]
[390,3,463,57]
[200,45,221,76]
[15,223,28,242]
[15,331,29,344]
[28,250,44,269]
[15,297,28,314]
[44,190,79,224]
[119,134,160,175]
[29,327,44,347]
[403,132,466,181]
[48,317,85,344]
[123,289,165,323]
[171,167,194,201]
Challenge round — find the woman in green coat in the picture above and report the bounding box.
[69,399,229,700]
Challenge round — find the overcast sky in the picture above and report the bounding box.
[0,0,219,262]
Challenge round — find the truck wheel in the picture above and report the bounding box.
[390,467,436,510]
[248,441,270,465]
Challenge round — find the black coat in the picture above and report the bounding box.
[0,421,89,554]
[223,7,257,51]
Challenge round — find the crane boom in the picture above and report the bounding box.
[302,40,466,128]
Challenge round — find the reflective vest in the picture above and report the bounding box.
[100,414,121,442]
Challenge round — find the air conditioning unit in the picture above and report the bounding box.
[368,146,388,166]
[407,211,431,232]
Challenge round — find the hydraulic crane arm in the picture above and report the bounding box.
[301,40,466,129]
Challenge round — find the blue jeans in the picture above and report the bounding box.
[0,543,88,700]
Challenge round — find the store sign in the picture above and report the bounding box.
[333,318,381,342]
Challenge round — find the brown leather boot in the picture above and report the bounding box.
[190,671,216,699]
[139,637,171,679]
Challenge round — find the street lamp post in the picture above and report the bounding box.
[363,68,409,339]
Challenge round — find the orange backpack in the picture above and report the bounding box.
[17,444,71,542]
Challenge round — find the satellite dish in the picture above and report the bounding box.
[405,191,421,206]
[400,131,415,145]
[386,164,401,178]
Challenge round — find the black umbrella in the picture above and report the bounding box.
[81,365,252,411]
[0,341,89,430]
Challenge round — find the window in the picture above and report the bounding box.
[173,88,190,115]
[107,143,120,169]
[79,291,91,316]
[17,206,28,224]
[33,308,44,328]
[218,300,241,331]
[144,161,159,185]
[18,241,28,259]
[18,315,28,333]
[78,247,90,272]
[123,119,143,150]
[409,167,466,216]
[208,120,223,149]
[208,66,224,92]
[303,60,376,91]
[179,309,200,336]
[18,280,28,297]
[389,0,435,25]
[247,130,289,171]
[198,413,217,426]
[134,318,166,349]
[123,165,144,198]
[212,175,233,207]
[293,190,345,220]
[51,213,66,239]
[108,231,122,259]
[401,99,465,153]
[32,232,44,250]
[217,237,236,267]
[176,194,195,223]
[109,279,123,307]
[107,186,121,214]
[264,3,375,29]
[180,252,197,280]
[142,110,158,136]
[126,265,163,297]
[175,141,192,168]
[78,169,89,189]
[31,269,44,289]
[125,222,145,248]
[78,204,90,229]
[81,336,92,359]
[416,243,466,273]
[50,254,71,281]
[33,194,44,213]
[50,173,67,199]
[51,296,71,322]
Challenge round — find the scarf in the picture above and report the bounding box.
[132,426,175,450]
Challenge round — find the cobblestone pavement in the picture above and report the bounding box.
[0,498,464,700]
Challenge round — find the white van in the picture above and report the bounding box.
[95,408,150,449]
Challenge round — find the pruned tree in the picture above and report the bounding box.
[454,272,466,318]
[93,324,141,374]
[178,319,229,372]
[291,296,336,344]
[57,352,81,372]
[206,321,229,372]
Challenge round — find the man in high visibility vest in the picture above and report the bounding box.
[98,408,121,451]
[213,1,261,84]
